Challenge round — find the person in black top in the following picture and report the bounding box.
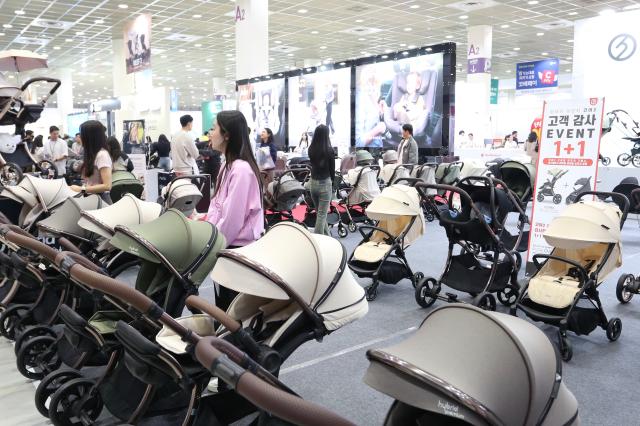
[151,134,172,171]
[308,124,335,236]
[195,128,222,186]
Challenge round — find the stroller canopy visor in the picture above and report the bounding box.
[110,208,224,286]
[78,193,161,240]
[500,161,535,199]
[365,185,425,245]
[163,179,202,214]
[544,200,622,249]
[210,222,368,331]
[2,175,75,211]
[364,304,577,426]
[38,194,105,240]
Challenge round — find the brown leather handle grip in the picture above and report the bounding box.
[195,337,355,426]
[59,238,82,255]
[185,295,241,332]
[66,261,154,314]
[56,251,104,275]
[5,231,59,262]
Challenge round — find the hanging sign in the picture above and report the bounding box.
[124,14,152,74]
[527,97,605,269]
[467,25,492,74]
[490,78,499,104]
[516,58,559,92]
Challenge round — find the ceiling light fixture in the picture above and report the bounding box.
[599,9,615,16]
[226,53,232,57]
[568,11,578,16]
[14,10,25,15]
[404,27,412,31]
[566,69,572,72]
[355,19,364,23]
[205,58,212,62]
[95,19,104,24]
[76,31,84,35]
[53,46,61,50]
[193,14,202,18]
[194,43,202,47]
[3,24,13,29]
[118,4,128,9]
[567,39,573,43]
[623,4,640,10]
[358,37,366,41]
[274,40,282,44]
[459,15,468,20]
[506,70,512,73]
[163,27,172,31]
[410,4,420,9]
[311,30,318,34]
[536,32,544,36]
[179,48,186,52]
[446,35,453,39]
[319,45,327,49]
[527,0,539,4]
[513,47,520,51]
[541,52,548,56]
[500,24,510,28]
[0,33,5,36]
[160,54,167,58]
[297,9,308,14]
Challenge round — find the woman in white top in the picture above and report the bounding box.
[70,120,112,197]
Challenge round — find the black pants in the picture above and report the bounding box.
[214,245,241,311]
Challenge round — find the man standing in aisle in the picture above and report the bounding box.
[71,133,83,156]
[398,123,419,165]
[43,126,68,177]
[171,114,200,176]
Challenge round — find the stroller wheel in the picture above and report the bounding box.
[0,305,29,340]
[415,278,438,308]
[616,274,635,304]
[565,195,575,205]
[602,156,611,166]
[606,318,622,342]
[537,193,545,202]
[617,153,631,167]
[558,335,573,362]
[411,272,424,289]
[16,335,61,380]
[632,155,640,168]
[337,225,348,239]
[15,325,57,355]
[425,212,435,222]
[475,293,497,311]
[36,370,83,418]
[497,285,519,307]
[365,284,378,301]
[348,222,357,233]
[552,194,562,204]
[0,162,23,186]
[49,378,103,425]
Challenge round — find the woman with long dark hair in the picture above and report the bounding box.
[155,134,172,171]
[107,136,134,172]
[308,124,335,236]
[259,127,277,163]
[205,110,264,310]
[70,120,112,195]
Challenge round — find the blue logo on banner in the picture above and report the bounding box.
[516,59,559,90]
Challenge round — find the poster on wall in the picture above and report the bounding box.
[288,67,351,155]
[237,79,286,150]
[124,14,152,74]
[516,58,559,92]
[122,120,145,153]
[202,100,224,135]
[527,97,605,267]
[355,52,444,149]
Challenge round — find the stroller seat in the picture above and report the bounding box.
[353,242,392,264]
[528,275,582,310]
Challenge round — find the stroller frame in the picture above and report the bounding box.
[512,191,630,362]
[413,177,525,311]
[339,164,381,232]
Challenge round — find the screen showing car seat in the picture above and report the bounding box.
[237,78,286,150]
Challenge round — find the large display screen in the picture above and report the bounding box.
[237,79,286,150]
[288,67,351,156]
[355,52,444,148]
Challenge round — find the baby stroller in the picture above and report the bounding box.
[110,169,144,202]
[301,173,348,238]
[157,175,205,216]
[339,153,381,232]
[365,304,579,425]
[617,138,640,167]
[566,176,592,204]
[499,161,536,252]
[434,161,463,187]
[537,168,568,204]
[414,177,524,311]
[458,160,488,180]
[264,170,307,228]
[611,177,640,227]
[349,185,425,301]
[512,192,629,361]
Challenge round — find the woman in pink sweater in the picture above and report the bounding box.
[206,110,264,309]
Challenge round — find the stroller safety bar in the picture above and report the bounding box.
[357,224,397,242]
[185,294,241,332]
[531,254,590,286]
[575,191,630,226]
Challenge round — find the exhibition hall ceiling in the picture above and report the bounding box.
[0,0,638,110]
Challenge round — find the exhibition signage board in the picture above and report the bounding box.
[490,79,499,104]
[467,25,492,74]
[527,97,605,267]
[516,59,559,92]
[124,14,152,74]
[129,154,147,179]
[202,100,223,134]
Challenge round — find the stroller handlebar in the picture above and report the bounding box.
[185,295,241,332]
[574,191,630,226]
[532,254,589,286]
[3,229,59,263]
[195,337,356,426]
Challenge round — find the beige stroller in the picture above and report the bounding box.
[513,192,629,361]
[380,150,412,186]
[349,185,425,300]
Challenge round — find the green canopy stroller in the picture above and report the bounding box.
[109,170,144,203]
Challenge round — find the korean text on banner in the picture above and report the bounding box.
[516,59,559,92]
[527,97,605,267]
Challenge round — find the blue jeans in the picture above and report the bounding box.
[158,157,171,172]
[309,177,333,236]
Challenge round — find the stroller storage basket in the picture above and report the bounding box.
[442,252,512,293]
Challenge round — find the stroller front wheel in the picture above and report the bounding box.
[632,154,640,168]
[16,335,61,380]
[35,370,83,418]
[348,222,357,233]
[49,378,103,425]
[475,293,497,311]
[537,193,545,202]
[616,274,635,304]
[552,194,562,204]
[617,153,631,167]
[337,225,348,239]
[558,335,573,362]
[365,284,378,301]
[411,272,424,289]
[497,285,519,307]
[0,305,29,340]
[15,325,57,355]
[415,278,438,308]
[606,318,622,342]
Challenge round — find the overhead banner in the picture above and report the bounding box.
[527,97,605,268]
[467,25,492,74]
[202,100,223,134]
[516,58,559,92]
[124,14,152,74]
[490,78,499,104]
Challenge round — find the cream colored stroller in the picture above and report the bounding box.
[348,185,426,301]
[513,191,629,361]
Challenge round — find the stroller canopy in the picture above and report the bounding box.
[1,175,75,211]
[366,185,425,245]
[78,193,162,241]
[364,304,578,426]
[500,161,535,203]
[268,173,305,210]
[458,160,487,180]
[110,170,143,203]
[38,194,105,241]
[110,208,224,287]
[162,179,202,215]
[210,222,368,332]
[545,200,622,249]
[356,150,374,166]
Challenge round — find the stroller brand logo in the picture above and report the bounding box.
[437,400,464,419]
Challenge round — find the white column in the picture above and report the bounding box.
[235,0,269,80]
[464,25,493,145]
[56,68,73,134]
[212,77,226,96]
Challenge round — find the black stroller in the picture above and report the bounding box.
[537,168,568,204]
[566,176,592,204]
[512,192,629,361]
[498,161,536,252]
[264,169,307,229]
[414,177,525,311]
